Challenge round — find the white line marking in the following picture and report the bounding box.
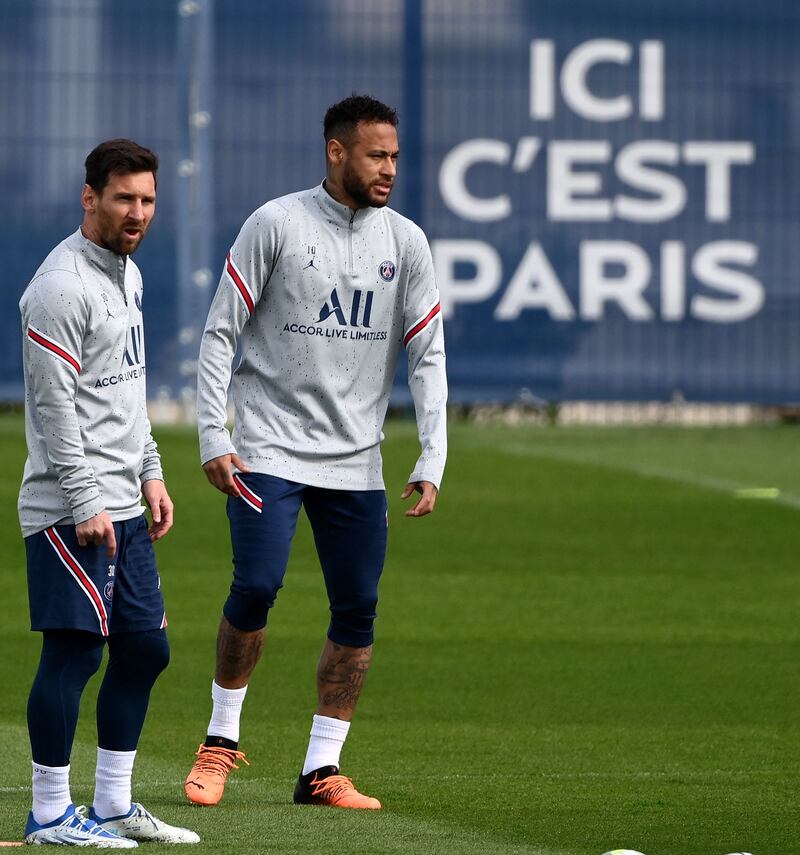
[2,765,795,795]
[463,439,800,511]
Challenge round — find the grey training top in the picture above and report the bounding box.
[18,228,163,537]
[197,182,447,490]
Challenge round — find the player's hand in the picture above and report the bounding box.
[142,479,174,542]
[202,453,251,497]
[401,481,438,517]
[75,511,117,558]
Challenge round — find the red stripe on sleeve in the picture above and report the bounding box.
[27,328,81,374]
[403,302,441,347]
[226,254,255,316]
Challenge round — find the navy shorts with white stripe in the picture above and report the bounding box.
[25,514,166,636]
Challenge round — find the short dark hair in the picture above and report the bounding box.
[323,94,398,143]
[84,139,159,193]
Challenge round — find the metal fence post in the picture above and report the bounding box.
[403,0,424,229]
[176,0,215,412]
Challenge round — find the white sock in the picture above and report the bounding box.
[31,762,71,825]
[207,680,248,743]
[92,748,136,820]
[302,715,351,775]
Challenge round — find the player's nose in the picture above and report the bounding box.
[128,200,146,222]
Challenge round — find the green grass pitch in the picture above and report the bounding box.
[0,414,798,854]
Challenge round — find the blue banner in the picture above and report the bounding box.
[1,1,797,403]
[427,1,799,402]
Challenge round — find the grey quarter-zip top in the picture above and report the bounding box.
[197,182,447,490]
[18,228,163,537]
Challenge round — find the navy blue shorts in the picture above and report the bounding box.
[26,514,166,636]
[224,473,388,647]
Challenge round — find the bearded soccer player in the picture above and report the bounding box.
[18,139,198,846]
[184,94,447,809]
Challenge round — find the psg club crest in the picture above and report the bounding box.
[378,260,396,282]
[135,291,143,312]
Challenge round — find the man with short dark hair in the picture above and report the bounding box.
[19,139,198,846]
[184,94,447,809]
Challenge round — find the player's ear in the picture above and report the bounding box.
[327,139,345,165]
[81,184,97,213]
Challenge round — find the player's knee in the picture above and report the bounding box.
[223,581,279,632]
[108,629,170,681]
[75,644,105,683]
[328,598,378,648]
[137,629,170,677]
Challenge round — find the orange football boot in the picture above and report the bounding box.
[293,766,381,809]
[184,743,249,806]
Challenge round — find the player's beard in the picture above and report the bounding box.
[95,210,149,256]
[341,162,393,209]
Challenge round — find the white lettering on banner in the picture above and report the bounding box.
[580,242,654,321]
[691,242,762,322]
[682,142,755,222]
[614,142,685,222]
[433,239,764,324]
[495,244,575,321]
[440,139,753,224]
[438,137,541,222]
[436,37,761,324]
[530,39,664,121]
[548,141,612,222]
[562,40,634,122]
[661,241,685,321]
[639,41,665,120]
[529,40,555,120]
[438,139,512,222]
[433,240,502,316]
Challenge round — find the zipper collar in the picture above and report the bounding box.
[315,181,380,231]
[69,228,127,289]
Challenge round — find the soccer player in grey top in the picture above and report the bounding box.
[18,139,198,846]
[184,95,447,809]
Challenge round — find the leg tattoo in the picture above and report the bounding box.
[316,640,372,720]
[215,615,265,688]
